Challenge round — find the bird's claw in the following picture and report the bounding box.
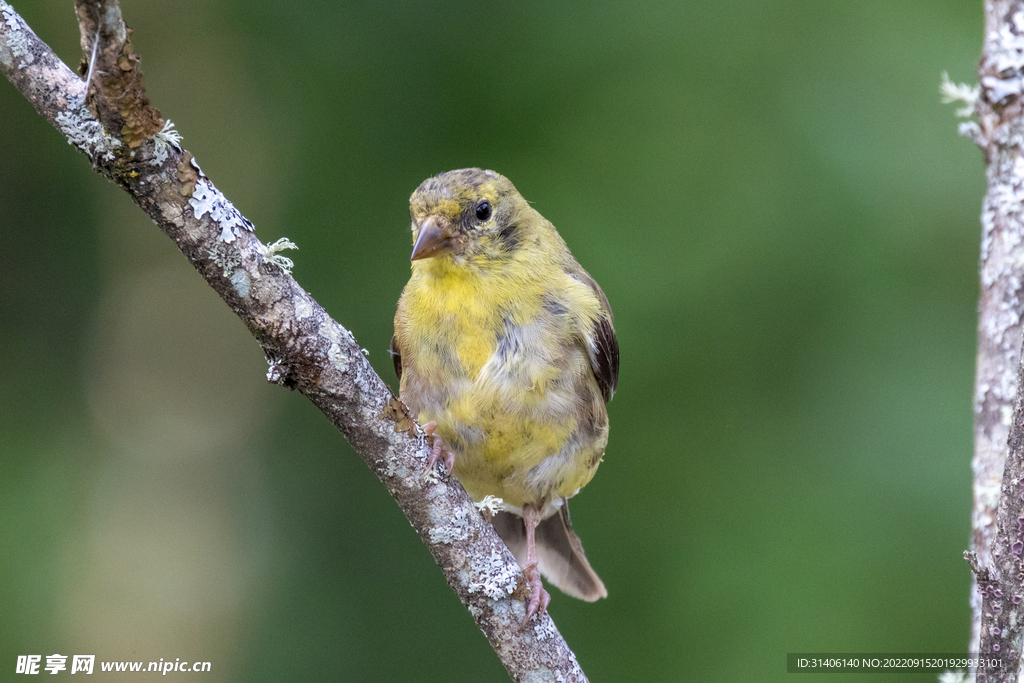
[519,561,551,629]
[420,420,455,480]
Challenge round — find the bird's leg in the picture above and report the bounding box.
[420,420,455,478]
[520,503,551,628]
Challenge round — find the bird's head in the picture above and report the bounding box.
[408,168,530,263]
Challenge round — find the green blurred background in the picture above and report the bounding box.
[0,1,983,680]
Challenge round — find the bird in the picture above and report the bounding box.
[391,168,618,625]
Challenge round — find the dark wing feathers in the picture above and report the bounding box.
[591,315,618,402]
[565,263,619,403]
[389,334,403,382]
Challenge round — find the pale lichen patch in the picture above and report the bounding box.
[189,177,254,243]
[327,343,349,373]
[461,547,519,600]
[100,3,127,44]
[428,500,471,544]
[230,268,251,298]
[320,321,351,374]
[490,598,515,622]
[983,75,1022,105]
[940,72,979,118]
[265,356,286,384]
[475,495,504,517]
[205,241,241,278]
[382,460,411,479]
[55,97,120,161]
[530,616,558,641]
[150,120,182,166]
[2,6,31,65]
[259,237,298,274]
[294,296,313,321]
[421,465,443,486]
[990,12,1024,73]
[980,12,1024,108]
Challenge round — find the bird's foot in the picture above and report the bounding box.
[420,420,455,479]
[519,560,551,629]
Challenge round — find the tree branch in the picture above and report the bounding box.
[967,0,1024,675]
[0,2,589,680]
[973,329,1024,681]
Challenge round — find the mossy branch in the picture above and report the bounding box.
[0,2,588,680]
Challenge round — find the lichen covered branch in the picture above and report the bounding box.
[974,332,1024,681]
[0,1,588,680]
[968,0,1024,661]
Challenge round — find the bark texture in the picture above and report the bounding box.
[969,2,1024,677]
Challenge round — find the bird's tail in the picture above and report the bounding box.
[491,503,607,602]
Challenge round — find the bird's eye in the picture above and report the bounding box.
[475,200,492,222]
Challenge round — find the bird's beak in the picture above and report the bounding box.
[411,215,457,261]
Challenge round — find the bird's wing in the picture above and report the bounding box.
[566,263,619,402]
[389,334,403,382]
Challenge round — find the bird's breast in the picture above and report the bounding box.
[401,266,574,411]
[396,263,607,507]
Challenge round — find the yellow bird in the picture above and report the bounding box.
[391,168,618,623]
